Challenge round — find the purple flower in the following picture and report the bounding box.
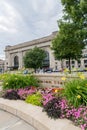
[42,93,54,105]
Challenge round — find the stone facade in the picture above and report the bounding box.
[0,59,5,72]
[5,32,60,70]
[5,32,87,71]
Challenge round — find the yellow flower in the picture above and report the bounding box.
[64,68,69,72]
[6,82,8,85]
[79,74,85,80]
[77,95,81,99]
[54,89,58,93]
[61,77,66,81]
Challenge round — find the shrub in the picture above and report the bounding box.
[3,90,20,100]
[3,74,39,90]
[63,79,87,107]
[43,98,62,119]
[0,73,10,81]
[25,75,39,87]
[25,92,42,106]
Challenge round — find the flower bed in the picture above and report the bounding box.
[1,73,87,130]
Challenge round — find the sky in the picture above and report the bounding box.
[0,0,63,60]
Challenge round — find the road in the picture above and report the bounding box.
[0,109,36,130]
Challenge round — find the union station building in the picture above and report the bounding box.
[5,32,87,71]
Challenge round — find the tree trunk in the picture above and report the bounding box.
[68,58,71,73]
[34,68,37,73]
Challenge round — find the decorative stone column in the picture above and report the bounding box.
[5,51,11,70]
[49,51,55,69]
[75,60,78,69]
[81,58,84,69]
[18,51,23,69]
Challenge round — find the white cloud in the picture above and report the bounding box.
[0,25,9,32]
[0,53,5,60]
[0,0,63,59]
[43,0,56,14]
[0,1,21,33]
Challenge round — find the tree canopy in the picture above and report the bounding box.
[52,0,87,72]
[23,47,46,72]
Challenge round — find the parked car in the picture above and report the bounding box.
[23,70,29,74]
[53,69,61,72]
[44,68,53,73]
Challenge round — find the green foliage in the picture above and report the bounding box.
[25,92,42,106]
[52,22,83,59]
[25,75,39,87]
[52,0,87,72]
[61,0,87,25]
[0,73,10,81]
[52,22,83,73]
[3,74,39,90]
[23,47,46,72]
[61,0,87,45]
[63,79,87,107]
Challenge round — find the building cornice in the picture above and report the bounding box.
[5,32,57,52]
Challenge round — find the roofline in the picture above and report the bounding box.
[5,31,57,51]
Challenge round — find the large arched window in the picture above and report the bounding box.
[14,56,19,69]
[42,51,50,68]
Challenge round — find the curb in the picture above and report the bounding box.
[0,98,81,130]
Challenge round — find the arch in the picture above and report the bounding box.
[42,51,50,68]
[14,56,19,69]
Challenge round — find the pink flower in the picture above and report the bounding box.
[81,124,86,130]
[42,93,54,105]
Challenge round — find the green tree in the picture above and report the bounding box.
[61,0,87,43]
[23,47,46,72]
[52,0,87,73]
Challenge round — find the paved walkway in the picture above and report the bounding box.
[0,98,81,130]
[0,109,36,130]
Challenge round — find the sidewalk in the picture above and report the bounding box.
[0,98,81,130]
[0,109,36,130]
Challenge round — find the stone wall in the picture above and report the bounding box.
[34,73,78,88]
